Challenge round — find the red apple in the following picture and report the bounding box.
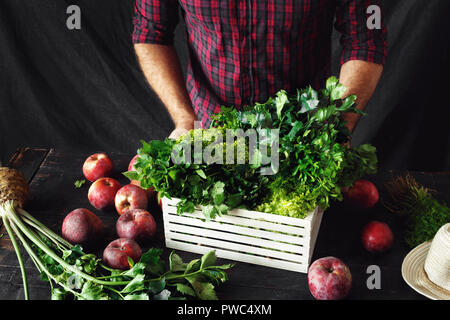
[62,208,103,245]
[361,221,394,253]
[128,155,155,200]
[308,257,352,300]
[128,154,139,172]
[115,184,148,215]
[88,177,121,210]
[344,180,379,209]
[131,181,156,200]
[103,238,142,270]
[82,153,114,182]
[116,209,156,243]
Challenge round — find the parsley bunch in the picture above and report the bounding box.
[127,77,377,219]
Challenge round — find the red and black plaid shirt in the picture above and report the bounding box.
[133,0,387,128]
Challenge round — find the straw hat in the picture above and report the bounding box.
[401,223,450,300]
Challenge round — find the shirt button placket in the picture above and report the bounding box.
[247,0,254,106]
[239,0,252,108]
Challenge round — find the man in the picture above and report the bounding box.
[132,1,387,139]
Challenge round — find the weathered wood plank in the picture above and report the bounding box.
[7,148,49,182]
[217,264,425,300]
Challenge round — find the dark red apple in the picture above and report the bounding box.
[361,221,394,253]
[308,257,352,300]
[128,155,155,200]
[82,153,114,182]
[344,179,379,209]
[62,208,103,245]
[116,209,156,243]
[88,177,121,210]
[103,238,142,270]
[115,184,148,215]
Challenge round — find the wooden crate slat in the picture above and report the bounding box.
[165,240,308,273]
[163,203,310,235]
[165,213,309,246]
[164,221,307,254]
[166,231,306,263]
[163,198,315,226]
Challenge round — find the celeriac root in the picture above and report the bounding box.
[0,167,29,209]
[0,167,30,299]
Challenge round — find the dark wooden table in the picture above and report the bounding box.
[1,148,448,300]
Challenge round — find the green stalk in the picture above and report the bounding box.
[154,269,202,282]
[6,203,129,286]
[2,215,29,300]
[19,209,72,249]
[8,221,82,299]
[104,286,125,299]
[8,220,42,274]
[99,263,118,272]
[20,215,67,252]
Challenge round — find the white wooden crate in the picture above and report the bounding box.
[162,197,324,273]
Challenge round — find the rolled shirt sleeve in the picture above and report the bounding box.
[132,0,180,45]
[335,0,388,65]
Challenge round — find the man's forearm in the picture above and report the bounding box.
[339,60,383,132]
[134,43,196,130]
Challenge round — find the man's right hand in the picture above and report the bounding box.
[169,119,195,140]
[169,126,191,140]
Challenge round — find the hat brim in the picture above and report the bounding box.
[402,241,450,300]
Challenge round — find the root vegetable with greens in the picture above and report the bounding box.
[0,167,232,300]
[384,173,450,248]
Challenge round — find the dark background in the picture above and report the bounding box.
[1,0,449,171]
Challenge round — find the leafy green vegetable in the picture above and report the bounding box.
[127,77,377,219]
[74,179,86,188]
[384,174,450,248]
[0,200,232,300]
[40,240,231,300]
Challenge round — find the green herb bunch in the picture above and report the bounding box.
[126,77,377,219]
[384,174,450,248]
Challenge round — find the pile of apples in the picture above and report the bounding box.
[61,153,157,270]
[308,180,394,300]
